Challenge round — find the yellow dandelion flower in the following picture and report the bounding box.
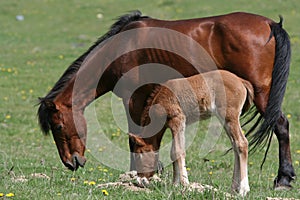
[5,114,11,119]
[6,193,15,197]
[83,180,89,184]
[211,160,215,163]
[98,147,103,152]
[249,161,253,166]
[295,161,299,166]
[86,149,91,153]
[296,150,300,154]
[58,55,64,59]
[57,193,62,196]
[208,171,213,175]
[7,68,12,73]
[242,129,245,134]
[102,189,109,196]
[287,114,292,119]
[186,167,191,171]
[21,90,25,94]
[103,168,108,173]
[89,168,94,172]
[89,181,96,186]
[0,193,4,197]
[29,89,33,94]
[70,177,76,182]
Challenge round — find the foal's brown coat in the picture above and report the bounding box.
[130,70,254,196]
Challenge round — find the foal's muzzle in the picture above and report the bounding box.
[65,152,86,171]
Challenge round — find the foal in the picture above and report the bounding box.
[129,70,253,196]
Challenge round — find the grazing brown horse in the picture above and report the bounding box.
[37,11,295,189]
[129,70,253,196]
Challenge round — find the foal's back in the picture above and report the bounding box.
[143,70,253,125]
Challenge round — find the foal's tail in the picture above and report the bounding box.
[245,16,291,152]
[241,79,255,115]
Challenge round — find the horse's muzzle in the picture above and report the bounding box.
[65,152,86,171]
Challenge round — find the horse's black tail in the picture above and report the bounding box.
[245,16,291,155]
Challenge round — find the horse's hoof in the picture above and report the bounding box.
[157,160,164,175]
[274,185,292,191]
[273,176,293,190]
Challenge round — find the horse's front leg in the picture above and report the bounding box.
[122,96,145,171]
[274,112,296,189]
[169,115,189,186]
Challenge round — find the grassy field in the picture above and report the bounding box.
[1,0,300,199]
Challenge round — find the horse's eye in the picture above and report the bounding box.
[55,124,63,132]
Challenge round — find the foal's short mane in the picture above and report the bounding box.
[140,84,164,127]
[37,10,147,134]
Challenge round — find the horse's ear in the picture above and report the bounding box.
[128,133,146,146]
[44,100,58,112]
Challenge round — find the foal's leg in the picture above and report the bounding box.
[274,112,296,189]
[224,119,250,196]
[169,114,189,186]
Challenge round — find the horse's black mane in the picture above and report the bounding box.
[38,10,147,134]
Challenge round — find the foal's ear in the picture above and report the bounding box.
[44,100,58,112]
[128,133,146,146]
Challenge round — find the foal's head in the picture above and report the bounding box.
[38,99,87,171]
[129,133,159,181]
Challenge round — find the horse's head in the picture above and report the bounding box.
[129,133,159,185]
[38,99,87,171]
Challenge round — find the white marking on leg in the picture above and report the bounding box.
[239,177,250,197]
[180,157,189,185]
[137,176,149,188]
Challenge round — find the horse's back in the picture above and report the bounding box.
[121,12,275,83]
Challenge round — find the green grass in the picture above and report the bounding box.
[1,0,300,199]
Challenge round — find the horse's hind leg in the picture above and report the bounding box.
[274,112,296,189]
[168,114,189,186]
[255,92,295,189]
[224,119,250,196]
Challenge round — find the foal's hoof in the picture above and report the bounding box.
[136,177,150,188]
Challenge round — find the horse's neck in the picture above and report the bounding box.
[54,76,102,111]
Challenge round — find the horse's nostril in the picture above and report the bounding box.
[72,153,86,168]
[65,160,76,171]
